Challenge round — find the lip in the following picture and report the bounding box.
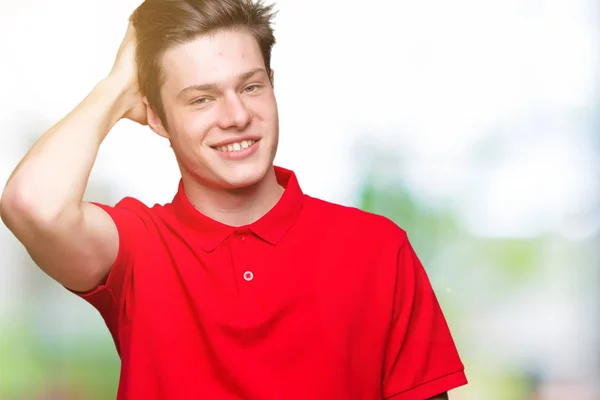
[210,136,261,148]
[214,139,260,160]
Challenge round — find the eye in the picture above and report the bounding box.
[191,97,210,106]
[243,84,261,93]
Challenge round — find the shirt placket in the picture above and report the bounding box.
[230,228,257,301]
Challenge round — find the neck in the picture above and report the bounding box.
[181,167,284,227]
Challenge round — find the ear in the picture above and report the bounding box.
[269,69,275,88]
[144,96,170,139]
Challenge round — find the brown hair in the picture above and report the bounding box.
[129,0,277,128]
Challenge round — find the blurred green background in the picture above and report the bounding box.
[1,0,599,399]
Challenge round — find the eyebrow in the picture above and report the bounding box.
[177,68,266,98]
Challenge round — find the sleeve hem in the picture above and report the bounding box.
[385,370,468,400]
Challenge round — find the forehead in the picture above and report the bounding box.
[161,30,265,95]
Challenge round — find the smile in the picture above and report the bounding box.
[214,139,258,153]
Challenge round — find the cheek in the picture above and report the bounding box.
[268,104,280,131]
[255,97,278,124]
[268,96,279,121]
[172,112,211,144]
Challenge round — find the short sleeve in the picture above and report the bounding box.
[383,238,467,399]
[68,198,149,354]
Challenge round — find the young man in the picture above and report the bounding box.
[0,0,467,399]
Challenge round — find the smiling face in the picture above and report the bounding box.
[146,29,279,190]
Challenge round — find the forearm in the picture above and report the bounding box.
[1,76,130,222]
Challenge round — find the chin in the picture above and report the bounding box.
[216,163,272,189]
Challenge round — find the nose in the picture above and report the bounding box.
[218,93,252,131]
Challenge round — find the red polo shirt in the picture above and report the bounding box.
[75,166,467,399]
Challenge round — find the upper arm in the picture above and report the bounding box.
[382,236,467,399]
[1,200,119,292]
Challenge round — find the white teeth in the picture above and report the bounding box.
[216,140,256,153]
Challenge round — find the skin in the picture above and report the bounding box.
[146,30,284,226]
[0,24,142,293]
[0,22,450,400]
[0,25,283,292]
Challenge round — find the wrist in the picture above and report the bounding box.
[95,74,136,123]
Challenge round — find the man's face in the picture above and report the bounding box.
[150,29,279,189]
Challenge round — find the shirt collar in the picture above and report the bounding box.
[171,166,305,252]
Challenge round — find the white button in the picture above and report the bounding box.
[243,271,254,282]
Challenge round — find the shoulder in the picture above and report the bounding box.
[103,196,167,214]
[110,196,156,212]
[93,196,170,231]
[303,195,408,248]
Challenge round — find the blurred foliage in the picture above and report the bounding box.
[0,316,119,400]
[0,156,595,400]
[357,170,543,283]
[0,175,120,400]
[358,179,459,269]
[356,164,567,400]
